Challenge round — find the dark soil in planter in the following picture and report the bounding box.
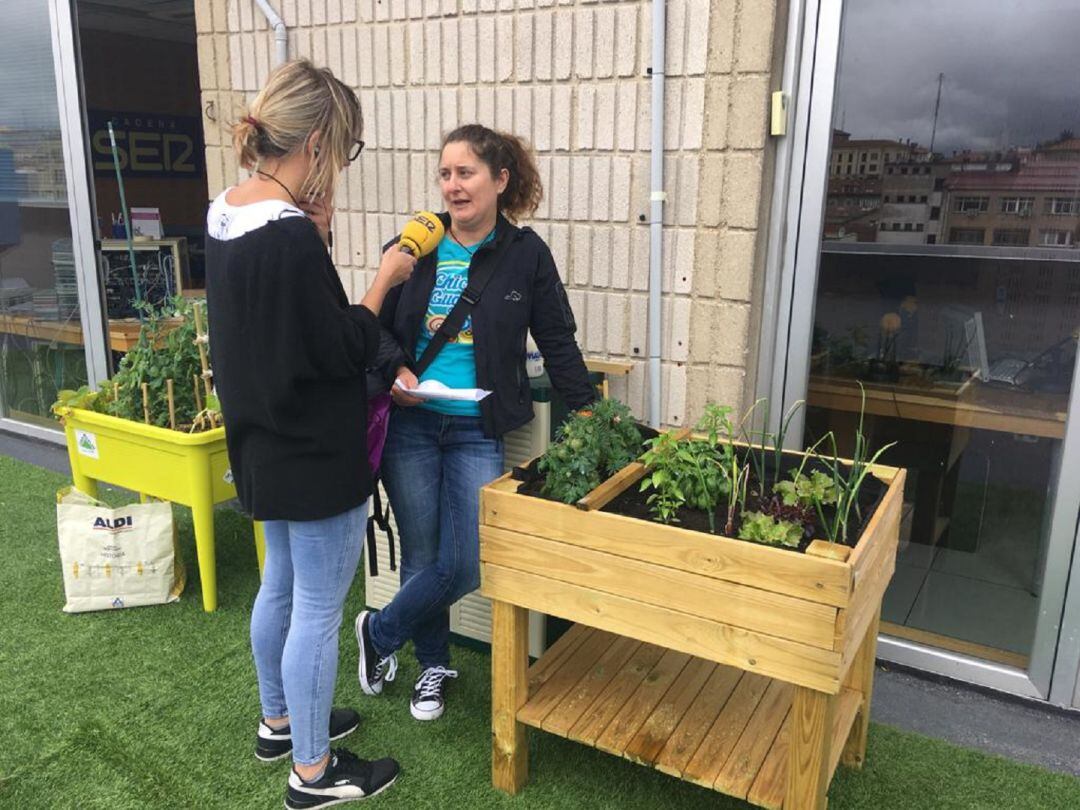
[599,449,888,554]
[513,424,660,502]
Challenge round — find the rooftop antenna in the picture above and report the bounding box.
[929,72,944,155]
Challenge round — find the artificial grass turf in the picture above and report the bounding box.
[1,454,1078,809]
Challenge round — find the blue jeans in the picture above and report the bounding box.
[251,504,366,765]
[370,407,504,668]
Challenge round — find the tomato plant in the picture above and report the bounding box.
[538,398,643,504]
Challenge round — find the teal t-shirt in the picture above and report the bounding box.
[414,232,494,416]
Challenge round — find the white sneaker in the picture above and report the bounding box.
[410,666,459,721]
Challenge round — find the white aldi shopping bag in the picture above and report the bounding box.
[55,487,185,613]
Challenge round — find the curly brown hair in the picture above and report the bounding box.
[441,124,543,222]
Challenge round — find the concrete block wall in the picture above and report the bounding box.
[194,0,781,425]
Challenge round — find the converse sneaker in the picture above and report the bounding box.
[256,708,361,763]
[354,610,398,696]
[410,666,458,721]
[284,748,399,809]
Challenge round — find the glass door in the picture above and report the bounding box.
[779,0,1080,697]
[0,0,107,432]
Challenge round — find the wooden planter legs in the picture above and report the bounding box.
[490,604,884,809]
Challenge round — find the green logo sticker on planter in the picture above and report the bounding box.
[76,430,99,460]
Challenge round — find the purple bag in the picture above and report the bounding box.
[366,392,393,474]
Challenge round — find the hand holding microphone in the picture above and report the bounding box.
[375,211,445,287]
[396,211,445,257]
[364,212,445,315]
[387,213,446,406]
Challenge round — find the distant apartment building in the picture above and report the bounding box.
[825,130,940,241]
[823,175,881,241]
[877,160,950,245]
[0,128,66,205]
[829,129,923,178]
[941,156,1080,249]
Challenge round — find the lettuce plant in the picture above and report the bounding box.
[737,511,803,549]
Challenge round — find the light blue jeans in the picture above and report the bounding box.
[251,504,366,765]
[370,407,504,668]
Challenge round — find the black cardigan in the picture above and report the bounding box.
[206,216,381,521]
[380,213,594,438]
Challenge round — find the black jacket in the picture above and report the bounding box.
[207,216,381,521]
[378,212,594,438]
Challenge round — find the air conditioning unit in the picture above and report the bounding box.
[364,402,553,659]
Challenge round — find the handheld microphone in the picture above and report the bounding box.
[397,211,445,258]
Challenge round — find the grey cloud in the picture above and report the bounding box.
[835,0,1080,153]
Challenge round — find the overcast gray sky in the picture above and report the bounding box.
[834,0,1080,154]
[0,4,61,131]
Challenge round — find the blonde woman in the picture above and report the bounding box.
[205,60,413,808]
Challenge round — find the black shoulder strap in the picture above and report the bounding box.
[366,479,397,577]
[413,229,519,377]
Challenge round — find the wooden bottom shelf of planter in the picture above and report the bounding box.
[520,624,861,810]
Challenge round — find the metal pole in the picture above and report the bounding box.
[929,72,944,155]
[647,0,667,428]
[254,0,288,67]
[106,119,142,309]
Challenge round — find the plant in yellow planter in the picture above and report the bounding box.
[51,298,261,612]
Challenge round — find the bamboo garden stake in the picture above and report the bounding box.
[166,379,176,430]
[192,301,213,400]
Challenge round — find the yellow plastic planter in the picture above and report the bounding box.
[58,407,264,612]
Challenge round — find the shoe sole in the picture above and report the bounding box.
[355,612,383,697]
[409,702,444,721]
[283,773,399,809]
[256,719,361,764]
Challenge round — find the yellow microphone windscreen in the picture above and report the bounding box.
[398,211,445,257]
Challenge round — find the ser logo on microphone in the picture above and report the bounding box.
[397,211,446,257]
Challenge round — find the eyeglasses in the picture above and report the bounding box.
[348,140,365,162]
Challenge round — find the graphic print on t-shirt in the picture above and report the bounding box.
[423,259,473,344]
[413,232,493,417]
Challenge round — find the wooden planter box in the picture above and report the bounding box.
[58,407,263,612]
[480,454,905,809]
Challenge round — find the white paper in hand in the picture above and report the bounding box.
[395,378,493,402]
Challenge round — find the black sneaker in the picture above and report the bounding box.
[354,611,398,696]
[410,666,458,721]
[256,708,361,763]
[284,748,399,809]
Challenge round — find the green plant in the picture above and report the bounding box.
[51,297,220,432]
[740,397,806,495]
[824,325,869,370]
[724,462,750,536]
[538,399,643,504]
[737,511,803,549]
[700,401,751,536]
[639,429,730,530]
[814,384,895,544]
[51,385,112,418]
[637,432,683,524]
[638,403,736,530]
[107,298,203,428]
[588,398,646,473]
[776,469,838,510]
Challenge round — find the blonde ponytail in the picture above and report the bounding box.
[230,59,362,201]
